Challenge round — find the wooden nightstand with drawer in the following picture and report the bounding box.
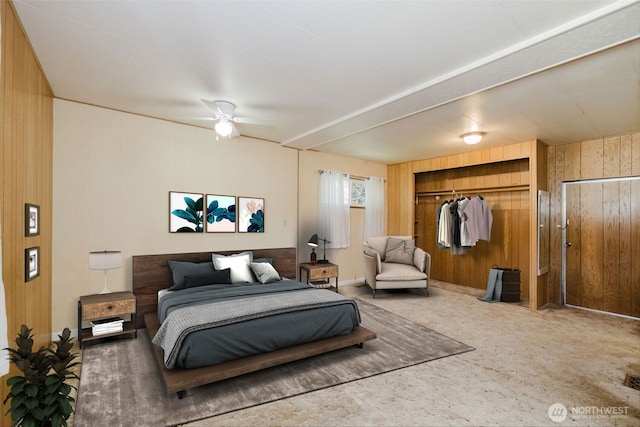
[299,262,339,292]
[78,291,137,348]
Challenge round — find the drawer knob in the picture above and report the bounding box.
[108,305,114,310]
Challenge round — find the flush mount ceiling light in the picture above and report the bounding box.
[214,119,234,137]
[461,132,485,145]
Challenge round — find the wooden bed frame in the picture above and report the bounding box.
[132,247,376,398]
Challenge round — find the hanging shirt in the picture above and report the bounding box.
[465,195,493,244]
[437,202,451,248]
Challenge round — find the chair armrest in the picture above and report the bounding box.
[363,249,380,287]
[414,248,431,276]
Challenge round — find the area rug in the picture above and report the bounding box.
[74,300,474,427]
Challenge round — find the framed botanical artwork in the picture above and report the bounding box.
[25,246,40,282]
[238,197,264,233]
[205,194,236,233]
[169,191,204,233]
[25,203,40,236]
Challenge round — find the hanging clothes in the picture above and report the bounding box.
[437,202,452,248]
[464,195,493,245]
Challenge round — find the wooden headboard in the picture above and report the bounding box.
[132,247,297,329]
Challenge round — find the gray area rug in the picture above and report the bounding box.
[74,300,474,427]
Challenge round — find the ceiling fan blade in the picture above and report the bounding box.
[231,116,271,126]
[231,123,240,137]
[201,99,223,116]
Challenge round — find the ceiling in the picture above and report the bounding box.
[12,0,640,165]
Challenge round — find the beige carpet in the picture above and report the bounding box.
[181,281,640,426]
[73,298,473,427]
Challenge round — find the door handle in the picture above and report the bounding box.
[565,242,572,247]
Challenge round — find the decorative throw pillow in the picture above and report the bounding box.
[384,237,415,265]
[253,257,274,265]
[184,268,232,288]
[167,260,215,291]
[212,252,254,283]
[250,262,281,284]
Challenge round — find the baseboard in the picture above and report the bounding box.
[338,277,365,287]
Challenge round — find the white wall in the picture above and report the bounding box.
[53,100,388,332]
[53,100,299,332]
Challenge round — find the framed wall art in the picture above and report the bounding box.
[238,197,264,233]
[169,191,204,233]
[25,246,40,282]
[25,203,39,236]
[206,194,236,233]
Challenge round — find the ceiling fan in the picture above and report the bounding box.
[200,99,266,138]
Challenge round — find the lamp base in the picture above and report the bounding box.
[317,259,329,264]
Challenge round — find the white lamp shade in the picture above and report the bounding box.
[89,251,122,270]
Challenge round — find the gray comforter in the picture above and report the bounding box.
[153,281,361,369]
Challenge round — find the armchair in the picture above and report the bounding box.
[363,236,431,298]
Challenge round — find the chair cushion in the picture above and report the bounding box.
[377,262,427,281]
[385,237,415,265]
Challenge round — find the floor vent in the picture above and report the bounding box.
[624,374,640,391]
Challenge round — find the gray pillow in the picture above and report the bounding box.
[250,262,281,284]
[168,260,215,291]
[184,268,232,288]
[384,237,415,265]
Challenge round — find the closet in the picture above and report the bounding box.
[387,139,547,310]
[415,160,530,298]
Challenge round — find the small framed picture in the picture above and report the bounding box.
[25,203,39,236]
[238,197,264,233]
[205,194,236,233]
[169,191,204,233]
[25,246,40,282]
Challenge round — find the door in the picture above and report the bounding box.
[562,177,640,318]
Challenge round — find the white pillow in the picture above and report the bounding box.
[250,262,281,284]
[212,252,254,283]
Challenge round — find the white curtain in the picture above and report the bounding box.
[364,176,385,241]
[319,170,350,248]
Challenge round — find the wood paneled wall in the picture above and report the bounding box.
[388,140,546,309]
[1,2,54,422]
[415,160,530,296]
[547,133,640,312]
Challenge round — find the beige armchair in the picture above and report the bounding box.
[363,236,431,298]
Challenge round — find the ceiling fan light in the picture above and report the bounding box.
[215,120,233,137]
[462,132,484,145]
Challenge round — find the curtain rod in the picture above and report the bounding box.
[317,170,385,182]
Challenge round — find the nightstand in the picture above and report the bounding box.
[299,262,339,292]
[78,291,137,348]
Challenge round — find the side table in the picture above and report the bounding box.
[299,262,339,292]
[78,291,137,348]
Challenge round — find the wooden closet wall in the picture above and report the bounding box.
[1,3,54,423]
[415,160,530,296]
[388,140,547,309]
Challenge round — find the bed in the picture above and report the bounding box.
[132,247,376,398]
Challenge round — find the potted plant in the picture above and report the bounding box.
[4,325,80,427]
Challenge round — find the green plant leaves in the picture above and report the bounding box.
[4,326,79,427]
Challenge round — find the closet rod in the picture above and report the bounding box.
[416,184,529,197]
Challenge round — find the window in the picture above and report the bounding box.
[350,179,366,207]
